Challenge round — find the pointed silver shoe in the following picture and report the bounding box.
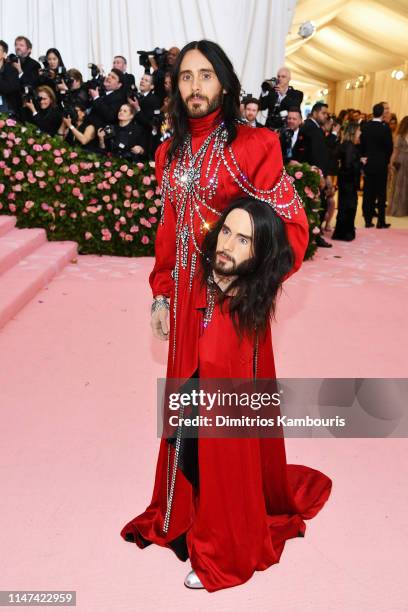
[184,569,204,589]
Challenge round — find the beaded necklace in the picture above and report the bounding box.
[160,119,303,534]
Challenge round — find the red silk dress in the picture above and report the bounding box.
[120,109,332,592]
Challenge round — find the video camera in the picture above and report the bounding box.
[137,47,167,72]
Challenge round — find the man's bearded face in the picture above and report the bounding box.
[213,209,255,276]
[178,49,225,118]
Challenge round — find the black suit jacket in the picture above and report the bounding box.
[88,88,127,129]
[360,120,393,174]
[0,62,21,113]
[19,56,41,88]
[260,86,303,128]
[293,118,330,176]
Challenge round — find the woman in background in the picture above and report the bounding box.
[388,116,408,217]
[332,122,361,241]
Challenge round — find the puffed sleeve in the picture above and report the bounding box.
[148,140,176,297]
[239,126,309,278]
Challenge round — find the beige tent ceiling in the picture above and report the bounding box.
[285,0,408,87]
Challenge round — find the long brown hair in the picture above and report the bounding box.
[397,116,408,137]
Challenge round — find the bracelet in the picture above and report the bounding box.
[151,296,169,315]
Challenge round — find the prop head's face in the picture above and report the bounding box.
[178,49,226,118]
[214,208,254,275]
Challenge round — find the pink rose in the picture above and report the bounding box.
[26,155,34,165]
[142,176,151,185]
[43,143,52,151]
[25,200,34,209]
[6,118,16,127]
[39,181,46,189]
[12,157,20,165]
[70,212,77,219]
[53,149,61,156]
[101,228,112,241]
[141,235,150,245]
[120,164,128,172]
[33,144,43,152]
[85,232,93,240]
[114,171,122,178]
[70,151,78,159]
[69,164,79,174]
[9,203,17,212]
[28,176,37,184]
[294,171,303,179]
[126,169,134,177]
[72,187,81,197]
[102,195,110,203]
[125,234,133,241]
[41,202,49,211]
[54,157,63,165]
[13,184,22,192]
[15,171,24,180]
[3,149,11,158]
[137,162,144,169]
[149,216,157,224]
[97,215,104,222]
[0,184,5,194]
[145,189,154,200]
[148,206,157,214]
[130,225,139,233]
[304,186,315,199]
[113,207,120,215]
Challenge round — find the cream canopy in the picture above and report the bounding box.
[286,0,408,92]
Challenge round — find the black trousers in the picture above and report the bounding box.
[362,171,387,225]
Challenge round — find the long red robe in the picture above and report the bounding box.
[121,109,332,592]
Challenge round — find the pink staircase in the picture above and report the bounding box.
[0,215,78,329]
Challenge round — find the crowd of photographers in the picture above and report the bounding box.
[1,37,403,240]
[0,35,178,162]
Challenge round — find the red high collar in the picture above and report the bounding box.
[188,107,223,137]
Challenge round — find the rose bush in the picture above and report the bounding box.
[0,115,320,259]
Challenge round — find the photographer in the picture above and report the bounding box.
[38,48,66,93]
[12,36,40,88]
[140,46,179,105]
[280,107,303,163]
[23,84,63,136]
[87,68,127,130]
[112,55,136,92]
[58,101,96,152]
[97,103,146,162]
[56,68,89,108]
[0,40,20,115]
[260,66,303,130]
[127,72,161,158]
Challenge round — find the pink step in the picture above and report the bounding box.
[0,240,78,329]
[0,215,16,237]
[0,227,47,276]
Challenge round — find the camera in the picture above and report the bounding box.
[137,47,167,72]
[38,55,55,79]
[55,67,74,88]
[102,124,116,139]
[261,77,278,93]
[60,98,78,123]
[22,85,40,107]
[126,84,141,102]
[6,53,19,64]
[86,63,105,93]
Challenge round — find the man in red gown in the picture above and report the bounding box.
[120,40,332,592]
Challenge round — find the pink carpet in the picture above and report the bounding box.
[0,228,407,611]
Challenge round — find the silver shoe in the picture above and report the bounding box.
[184,569,204,589]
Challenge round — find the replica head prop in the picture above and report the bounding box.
[201,197,294,337]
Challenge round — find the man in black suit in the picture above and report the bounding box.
[294,101,332,247]
[0,40,20,115]
[127,72,161,158]
[112,55,136,93]
[242,97,263,127]
[259,66,303,130]
[13,36,40,88]
[87,68,127,129]
[360,102,394,228]
[281,107,303,162]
